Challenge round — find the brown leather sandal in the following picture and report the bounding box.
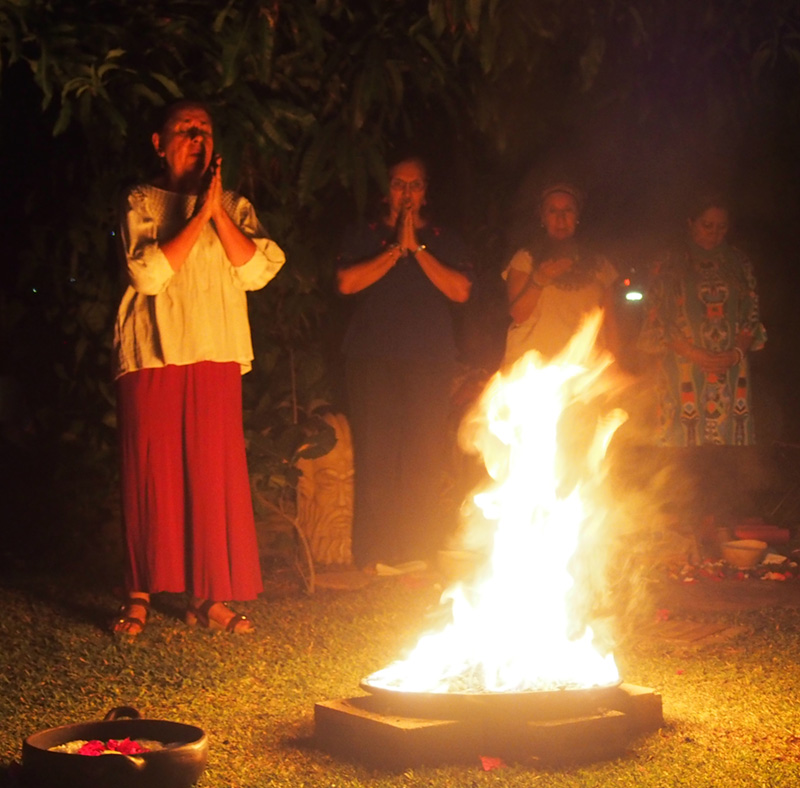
[185,600,254,634]
[111,595,150,638]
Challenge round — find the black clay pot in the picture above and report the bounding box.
[21,706,208,788]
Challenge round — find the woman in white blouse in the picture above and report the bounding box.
[503,182,618,365]
[111,100,285,637]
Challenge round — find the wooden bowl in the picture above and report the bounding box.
[721,539,767,569]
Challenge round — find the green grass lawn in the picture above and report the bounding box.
[2,556,800,788]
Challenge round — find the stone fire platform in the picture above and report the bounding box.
[314,683,662,769]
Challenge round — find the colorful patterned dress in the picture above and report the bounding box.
[637,241,766,446]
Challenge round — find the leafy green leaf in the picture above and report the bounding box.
[150,72,182,98]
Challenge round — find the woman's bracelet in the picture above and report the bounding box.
[732,347,744,364]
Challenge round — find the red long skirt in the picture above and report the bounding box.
[117,362,262,600]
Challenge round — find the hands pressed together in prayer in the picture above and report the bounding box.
[196,153,224,224]
[336,156,471,302]
[365,202,424,273]
[395,204,422,255]
[160,151,257,271]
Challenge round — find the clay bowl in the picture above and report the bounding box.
[721,539,768,570]
[22,706,207,788]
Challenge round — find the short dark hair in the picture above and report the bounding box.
[153,99,213,135]
[685,187,730,221]
[387,154,429,183]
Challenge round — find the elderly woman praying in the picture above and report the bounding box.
[110,99,285,637]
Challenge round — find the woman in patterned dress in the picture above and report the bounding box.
[637,191,766,446]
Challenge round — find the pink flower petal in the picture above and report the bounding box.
[77,741,107,756]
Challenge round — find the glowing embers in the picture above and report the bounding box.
[365,310,625,696]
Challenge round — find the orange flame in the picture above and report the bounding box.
[366,310,626,695]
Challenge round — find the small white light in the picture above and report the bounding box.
[625,291,643,302]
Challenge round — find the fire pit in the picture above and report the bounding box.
[357,679,625,721]
[315,317,664,768]
[315,682,662,769]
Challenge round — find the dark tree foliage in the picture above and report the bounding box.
[1,0,799,535]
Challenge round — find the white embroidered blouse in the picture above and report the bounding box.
[113,184,285,379]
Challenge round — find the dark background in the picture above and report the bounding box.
[2,1,800,566]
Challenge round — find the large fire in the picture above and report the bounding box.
[365,311,626,695]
